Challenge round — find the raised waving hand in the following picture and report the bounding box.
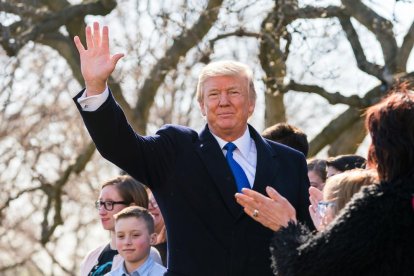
[74,22,124,96]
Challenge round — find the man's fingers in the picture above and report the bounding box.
[93,22,101,48]
[74,36,85,53]
[102,25,109,50]
[85,26,93,50]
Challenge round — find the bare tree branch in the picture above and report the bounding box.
[308,83,384,156]
[39,142,95,244]
[0,0,117,56]
[341,0,398,74]
[338,16,384,80]
[285,5,345,21]
[209,29,261,47]
[285,80,372,107]
[397,20,414,72]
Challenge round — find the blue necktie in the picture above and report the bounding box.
[224,142,250,192]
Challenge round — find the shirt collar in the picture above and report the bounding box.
[120,256,154,276]
[212,127,252,159]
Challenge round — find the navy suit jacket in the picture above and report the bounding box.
[74,90,312,276]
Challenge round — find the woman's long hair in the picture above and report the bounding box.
[365,83,414,181]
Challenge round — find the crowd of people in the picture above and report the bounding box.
[74,23,414,276]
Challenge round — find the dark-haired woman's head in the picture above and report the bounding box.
[97,175,148,230]
[365,84,414,181]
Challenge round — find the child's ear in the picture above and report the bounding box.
[150,233,158,245]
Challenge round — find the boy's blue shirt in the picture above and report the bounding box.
[106,255,166,276]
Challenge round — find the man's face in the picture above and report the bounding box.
[199,75,255,141]
[115,217,157,268]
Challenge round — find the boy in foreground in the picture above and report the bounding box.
[107,206,167,276]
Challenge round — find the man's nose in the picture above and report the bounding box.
[218,92,230,105]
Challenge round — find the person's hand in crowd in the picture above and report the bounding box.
[235,186,297,231]
[74,22,124,95]
[308,186,323,231]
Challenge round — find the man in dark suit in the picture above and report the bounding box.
[73,22,312,276]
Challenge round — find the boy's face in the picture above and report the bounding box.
[115,217,157,267]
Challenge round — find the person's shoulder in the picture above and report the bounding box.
[82,243,107,262]
[157,124,196,135]
[80,244,109,275]
[104,265,122,276]
[150,261,167,274]
[156,124,199,141]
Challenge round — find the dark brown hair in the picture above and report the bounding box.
[326,154,366,172]
[102,175,148,208]
[365,84,414,181]
[307,158,327,183]
[262,123,308,157]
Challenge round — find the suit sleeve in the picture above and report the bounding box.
[73,89,177,188]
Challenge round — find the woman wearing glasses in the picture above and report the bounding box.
[80,175,162,276]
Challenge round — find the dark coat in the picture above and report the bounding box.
[74,90,312,276]
[270,175,414,276]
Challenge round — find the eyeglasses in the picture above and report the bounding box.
[317,201,337,217]
[95,200,127,211]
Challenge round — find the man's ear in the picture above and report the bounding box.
[199,102,206,116]
[150,233,158,245]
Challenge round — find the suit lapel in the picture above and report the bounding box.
[249,125,279,194]
[195,125,242,218]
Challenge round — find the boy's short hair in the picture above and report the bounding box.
[114,206,155,233]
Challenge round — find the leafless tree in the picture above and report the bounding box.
[1,0,413,274]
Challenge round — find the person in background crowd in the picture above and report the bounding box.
[107,206,167,276]
[80,175,161,276]
[146,188,168,266]
[262,123,309,157]
[307,158,327,190]
[325,154,366,178]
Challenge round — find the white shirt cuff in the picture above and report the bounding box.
[77,87,109,111]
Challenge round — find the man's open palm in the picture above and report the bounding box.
[74,22,124,95]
